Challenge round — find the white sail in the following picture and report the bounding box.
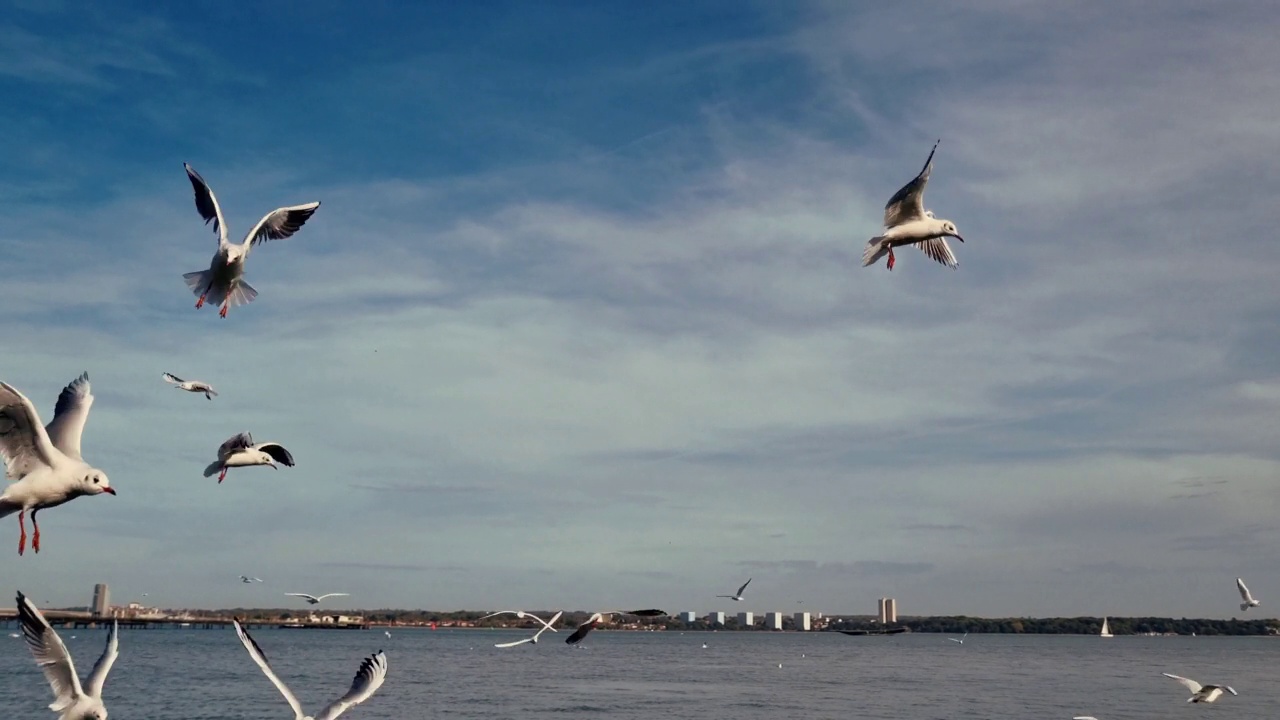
[1100,617,1113,638]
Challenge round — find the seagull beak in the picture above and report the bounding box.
[949,234,965,243]
[103,487,117,496]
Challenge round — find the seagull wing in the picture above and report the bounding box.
[624,609,667,617]
[533,611,564,640]
[0,382,62,479]
[883,140,939,228]
[494,637,534,648]
[85,620,119,698]
[315,593,349,602]
[1237,578,1256,603]
[184,163,228,245]
[736,578,752,596]
[218,432,254,461]
[43,372,93,461]
[162,372,185,386]
[17,592,85,712]
[315,651,387,720]
[194,382,218,397]
[255,443,295,467]
[566,615,602,645]
[286,593,319,602]
[1163,673,1203,693]
[914,237,958,268]
[233,619,306,720]
[244,202,321,248]
[1224,686,1238,696]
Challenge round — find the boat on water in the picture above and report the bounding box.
[1100,617,1113,638]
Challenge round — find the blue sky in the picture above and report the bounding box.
[3,0,1280,619]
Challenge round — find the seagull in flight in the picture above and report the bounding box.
[0,373,116,555]
[233,619,386,720]
[181,163,321,318]
[1162,673,1238,703]
[15,591,118,720]
[563,610,666,645]
[204,432,295,483]
[1237,577,1260,611]
[161,373,218,400]
[862,140,964,271]
[948,632,968,645]
[717,578,752,602]
[241,576,263,584]
[492,611,563,648]
[478,610,563,633]
[287,593,350,605]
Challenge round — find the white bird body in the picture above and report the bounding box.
[205,432,295,483]
[1237,577,1260,611]
[181,163,320,318]
[717,578,752,602]
[233,619,386,720]
[491,611,563,648]
[16,591,117,720]
[0,374,116,555]
[241,576,263,584]
[161,373,217,400]
[948,632,967,644]
[1162,672,1237,703]
[863,140,964,271]
[287,593,349,605]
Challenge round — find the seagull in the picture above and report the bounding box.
[949,632,968,645]
[1162,673,1238,703]
[286,593,350,606]
[161,373,218,400]
[717,578,752,602]
[0,374,116,555]
[862,140,964,271]
[233,619,386,720]
[562,610,662,645]
[478,610,563,633]
[181,163,321,318]
[204,432,295,483]
[1237,577,1260,611]
[383,631,391,639]
[494,611,563,648]
[16,591,118,720]
[1073,717,1099,719]
[241,576,263,584]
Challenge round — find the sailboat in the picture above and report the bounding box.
[1100,617,1113,638]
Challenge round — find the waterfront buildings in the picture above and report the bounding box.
[92,583,110,617]
[737,611,754,627]
[877,597,897,624]
[680,611,698,623]
[794,612,811,631]
[764,612,783,630]
[708,611,725,625]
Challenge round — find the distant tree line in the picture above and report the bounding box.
[880,615,1279,636]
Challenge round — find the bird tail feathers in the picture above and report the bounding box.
[228,280,258,308]
[862,237,890,267]
[183,269,209,295]
[1242,602,1251,611]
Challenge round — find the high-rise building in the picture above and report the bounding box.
[737,611,754,627]
[764,612,783,630]
[708,611,725,626]
[794,612,811,631]
[877,597,897,624]
[92,583,110,617]
[679,611,698,623]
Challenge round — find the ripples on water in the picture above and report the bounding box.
[0,628,1276,719]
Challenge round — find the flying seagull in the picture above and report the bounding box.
[563,610,665,645]
[0,374,116,555]
[241,576,263,584]
[717,578,752,602]
[478,610,563,633]
[16,591,118,720]
[204,432,295,483]
[1162,673,1238,704]
[161,373,218,400]
[233,619,386,720]
[862,140,964,271]
[286,593,350,605]
[948,632,968,645]
[1237,577,1260,611]
[181,163,321,318]
[494,611,564,648]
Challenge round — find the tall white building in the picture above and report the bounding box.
[764,611,783,630]
[877,597,897,624]
[794,612,811,631]
[708,611,725,625]
[679,611,698,623]
[92,583,111,617]
[737,611,754,627]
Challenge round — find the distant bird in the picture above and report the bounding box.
[181,163,321,318]
[286,593,350,606]
[1073,717,1099,720]
[16,591,118,720]
[161,373,218,400]
[1237,577,1260,611]
[1162,673,1238,703]
[233,619,386,720]
[862,140,964,271]
[204,432,295,483]
[494,611,563,648]
[241,576,263,584]
[0,374,116,555]
[478,610,562,633]
[701,642,708,649]
[717,578,752,602]
[383,631,391,639]
[948,632,967,645]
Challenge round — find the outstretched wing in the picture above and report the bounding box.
[44,372,93,461]
[85,620,119,697]
[883,140,938,228]
[624,609,667,617]
[0,382,61,479]
[244,202,321,248]
[162,372,185,386]
[532,611,563,640]
[184,163,228,245]
[17,592,84,712]
[494,637,534,648]
[1163,672,1202,693]
[218,432,254,461]
[232,619,305,719]
[315,651,388,720]
[315,593,349,602]
[286,593,319,602]
[566,614,603,645]
[1237,578,1255,603]
[914,237,958,268]
[256,443,295,467]
[736,578,752,597]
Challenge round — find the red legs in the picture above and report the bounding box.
[196,294,207,309]
[31,509,40,554]
[887,248,896,271]
[219,303,228,318]
[17,510,26,556]
[218,467,228,483]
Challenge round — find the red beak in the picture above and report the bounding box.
[103,487,117,496]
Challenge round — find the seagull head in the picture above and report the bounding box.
[941,221,964,243]
[83,470,116,496]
